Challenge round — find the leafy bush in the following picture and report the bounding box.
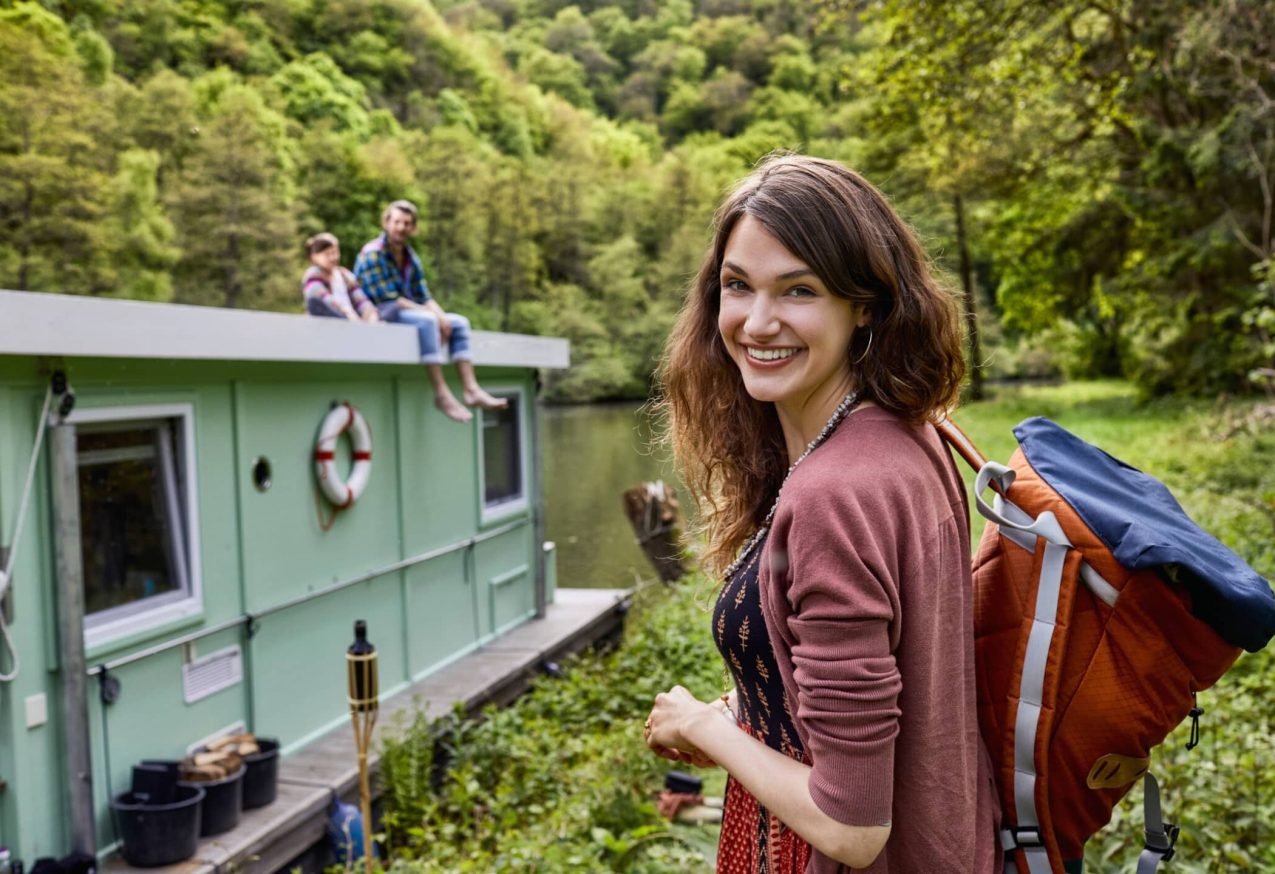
[379,581,725,873]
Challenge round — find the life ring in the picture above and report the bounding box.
[314,402,372,508]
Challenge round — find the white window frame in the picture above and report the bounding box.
[477,386,529,525]
[66,403,203,650]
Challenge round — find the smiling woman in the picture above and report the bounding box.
[649,155,996,874]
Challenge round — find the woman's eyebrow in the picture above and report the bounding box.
[721,261,815,282]
[777,268,816,280]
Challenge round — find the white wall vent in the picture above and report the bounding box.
[182,645,243,704]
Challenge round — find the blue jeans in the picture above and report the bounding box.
[377,301,472,365]
[307,297,351,318]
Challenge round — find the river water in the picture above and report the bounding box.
[542,401,688,589]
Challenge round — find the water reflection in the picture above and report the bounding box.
[543,402,688,589]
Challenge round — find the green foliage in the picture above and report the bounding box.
[71,20,114,85]
[379,581,724,873]
[3,0,1273,401]
[0,5,113,294]
[169,79,296,310]
[269,52,373,137]
[103,148,178,301]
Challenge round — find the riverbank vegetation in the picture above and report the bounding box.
[378,382,1274,872]
[3,1,1273,402]
[379,577,722,873]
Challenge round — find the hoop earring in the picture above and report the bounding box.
[852,327,874,365]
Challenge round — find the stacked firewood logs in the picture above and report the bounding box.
[179,732,260,782]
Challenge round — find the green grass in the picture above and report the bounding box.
[377,382,1275,874]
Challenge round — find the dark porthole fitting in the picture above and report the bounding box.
[252,457,273,492]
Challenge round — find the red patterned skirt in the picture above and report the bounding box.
[716,727,812,874]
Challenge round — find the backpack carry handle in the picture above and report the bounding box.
[974,463,1072,548]
[936,417,1074,547]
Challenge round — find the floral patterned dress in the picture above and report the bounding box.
[712,534,812,874]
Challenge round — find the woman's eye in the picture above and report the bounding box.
[723,278,749,292]
[787,285,816,298]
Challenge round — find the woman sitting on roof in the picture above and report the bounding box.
[301,233,380,324]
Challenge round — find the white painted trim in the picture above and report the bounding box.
[0,289,569,369]
[468,331,569,369]
[478,385,530,525]
[67,403,206,650]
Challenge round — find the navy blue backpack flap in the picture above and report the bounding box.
[1014,417,1275,652]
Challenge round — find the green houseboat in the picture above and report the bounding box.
[0,289,576,863]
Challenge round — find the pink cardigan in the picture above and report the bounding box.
[760,406,1001,873]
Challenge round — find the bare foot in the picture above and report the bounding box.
[435,392,473,423]
[463,387,509,410]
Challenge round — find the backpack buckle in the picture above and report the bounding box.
[1145,820,1180,862]
[1002,827,1043,849]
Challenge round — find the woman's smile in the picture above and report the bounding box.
[745,345,802,363]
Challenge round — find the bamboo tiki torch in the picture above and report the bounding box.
[347,619,378,874]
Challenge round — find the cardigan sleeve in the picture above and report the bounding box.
[345,269,375,316]
[302,267,332,306]
[772,478,904,828]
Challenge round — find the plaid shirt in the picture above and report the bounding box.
[353,233,432,305]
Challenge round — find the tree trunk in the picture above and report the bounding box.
[953,193,984,400]
[622,481,687,583]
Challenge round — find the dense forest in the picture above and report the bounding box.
[1,0,1272,402]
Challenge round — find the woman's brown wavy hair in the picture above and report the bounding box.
[656,154,966,577]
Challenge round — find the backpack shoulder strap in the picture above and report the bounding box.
[935,415,988,475]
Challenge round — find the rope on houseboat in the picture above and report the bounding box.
[0,382,56,682]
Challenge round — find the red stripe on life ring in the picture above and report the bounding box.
[353,451,372,461]
[315,450,336,461]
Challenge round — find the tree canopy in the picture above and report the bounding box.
[1,0,1271,401]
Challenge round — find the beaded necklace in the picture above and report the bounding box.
[721,389,862,581]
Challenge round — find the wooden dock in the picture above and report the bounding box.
[101,588,631,874]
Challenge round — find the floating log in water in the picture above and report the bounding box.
[622,480,687,583]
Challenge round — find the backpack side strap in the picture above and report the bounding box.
[1137,773,1180,874]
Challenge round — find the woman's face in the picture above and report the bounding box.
[717,215,863,423]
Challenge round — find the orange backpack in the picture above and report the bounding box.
[938,417,1275,874]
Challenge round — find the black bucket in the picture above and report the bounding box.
[112,784,205,867]
[241,737,279,809]
[179,765,243,836]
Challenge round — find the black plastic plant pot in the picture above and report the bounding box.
[112,784,205,867]
[179,765,243,836]
[241,738,279,809]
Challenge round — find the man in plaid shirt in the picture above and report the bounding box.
[355,200,506,422]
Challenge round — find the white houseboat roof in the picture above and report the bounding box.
[0,289,569,369]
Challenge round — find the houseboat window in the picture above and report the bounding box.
[481,394,524,514]
[77,417,195,635]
